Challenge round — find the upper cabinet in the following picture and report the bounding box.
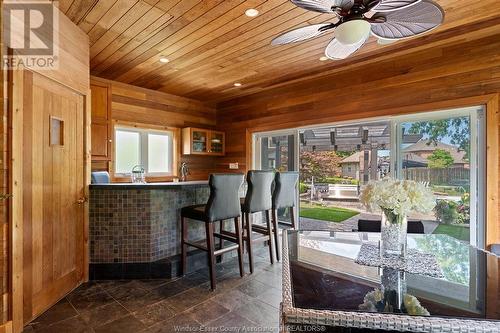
[182,127,225,156]
[90,81,112,160]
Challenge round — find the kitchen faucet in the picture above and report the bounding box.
[180,162,190,182]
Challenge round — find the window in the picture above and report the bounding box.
[115,126,175,176]
[115,129,140,174]
[394,106,485,246]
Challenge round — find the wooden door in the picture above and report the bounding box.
[22,71,85,322]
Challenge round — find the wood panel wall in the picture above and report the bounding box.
[486,253,500,320]
[216,33,500,246]
[90,77,218,181]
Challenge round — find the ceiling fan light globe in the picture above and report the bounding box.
[377,38,397,45]
[335,20,371,46]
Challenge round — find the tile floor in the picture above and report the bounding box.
[23,249,282,333]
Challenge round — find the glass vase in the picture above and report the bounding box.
[381,268,407,312]
[380,210,407,258]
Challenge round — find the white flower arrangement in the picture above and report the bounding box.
[360,178,436,217]
[403,293,431,316]
[359,289,430,316]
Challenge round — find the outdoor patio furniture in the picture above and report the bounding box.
[281,230,500,332]
[356,219,425,234]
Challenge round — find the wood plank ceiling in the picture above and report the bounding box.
[55,0,500,103]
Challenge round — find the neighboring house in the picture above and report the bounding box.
[340,151,391,181]
[340,140,467,181]
[402,152,429,168]
[340,151,369,180]
[403,140,468,167]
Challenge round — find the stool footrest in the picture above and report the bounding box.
[214,244,239,256]
[213,232,237,243]
[252,224,272,234]
[244,232,270,243]
[184,240,208,252]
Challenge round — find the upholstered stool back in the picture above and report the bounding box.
[272,171,299,210]
[91,171,110,184]
[205,173,244,222]
[242,170,274,214]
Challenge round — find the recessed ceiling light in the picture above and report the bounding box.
[319,56,328,61]
[233,82,242,87]
[245,8,259,17]
[159,56,169,63]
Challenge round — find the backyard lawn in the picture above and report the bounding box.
[300,204,359,222]
[432,224,470,241]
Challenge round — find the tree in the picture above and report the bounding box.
[414,236,469,285]
[334,150,353,159]
[300,151,342,181]
[427,149,454,168]
[408,116,470,160]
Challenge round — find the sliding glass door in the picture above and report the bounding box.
[251,107,485,247]
[393,107,485,247]
[254,131,298,172]
[253,130,299,224]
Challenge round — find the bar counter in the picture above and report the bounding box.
[89,181,210,279]
[89,180,208,190]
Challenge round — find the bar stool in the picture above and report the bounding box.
[91,171,110,184]
[491,244,500,256]
[240,170,275,273]
[181,173,244,290]
[271,171,299,261]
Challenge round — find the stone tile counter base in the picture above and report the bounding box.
[89,183,210,279]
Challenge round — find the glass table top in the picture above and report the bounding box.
[286,230,500,322]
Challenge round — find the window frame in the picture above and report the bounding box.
[112,121,179,181]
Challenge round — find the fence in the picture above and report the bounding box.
[402,167,469,185]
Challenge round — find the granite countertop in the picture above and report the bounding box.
[90,180,209,190]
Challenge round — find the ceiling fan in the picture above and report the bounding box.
[271,0,444,60]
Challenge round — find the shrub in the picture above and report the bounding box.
[318,177,359,185]
[299,182,309,194]
[434,200,458,224]
[456,193,470,224]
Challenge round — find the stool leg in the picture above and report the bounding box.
[245,212,254,273]
[290,206,296,229]
[234,217,244,277]
[271,209,280,262]
[241,213,246,253]
[217,220,223,263]
[205,222,216,291]
[266,210,275,264]
[181,216,187,275]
